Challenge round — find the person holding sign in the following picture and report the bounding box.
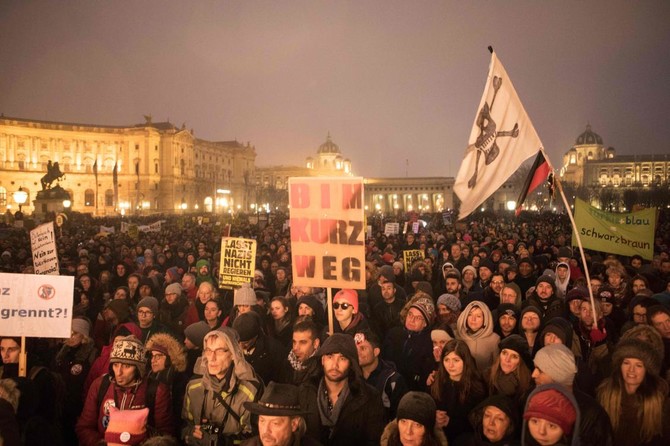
[332,289,370,336]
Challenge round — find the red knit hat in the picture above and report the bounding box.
[333,289,358,313]
[524,388,577,435]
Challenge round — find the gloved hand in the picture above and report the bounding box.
[589,326,607,344]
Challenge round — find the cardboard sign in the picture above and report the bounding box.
[0,273,75,338]
[30,222,59,275]
[384,223,400,236]
[288,177,366,289]
[403,249,425,271]
[219,237,257,288]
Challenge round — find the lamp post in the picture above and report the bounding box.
[13,187,28,223]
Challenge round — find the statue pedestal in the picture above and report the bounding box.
[33,185,71,219]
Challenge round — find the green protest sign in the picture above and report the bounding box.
[572,198,655,260]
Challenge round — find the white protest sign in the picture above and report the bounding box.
[0,273,75,338]
[219,237,257,288]
[384,222,400,236]
[30,222,59,275]
[288,177,366,289]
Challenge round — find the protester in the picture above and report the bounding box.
[380,391,448,446]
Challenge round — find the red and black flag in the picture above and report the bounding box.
[515,151,553,216]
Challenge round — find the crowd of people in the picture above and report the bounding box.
[0,208,669,446]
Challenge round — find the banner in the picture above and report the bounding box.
[403,249,425,271]
[219,237,257,288]
[289,177,366,289]
[572,198,656,260]
[384,222,400,236]
[100,225,115,234]
[0,273,75,338]
[455,51,543,219]
[30,222,59,275]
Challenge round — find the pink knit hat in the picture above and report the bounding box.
[333,289,358,313]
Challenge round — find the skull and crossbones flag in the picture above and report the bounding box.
[454,51,544,219]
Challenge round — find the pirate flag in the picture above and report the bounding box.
[454,50,544,219]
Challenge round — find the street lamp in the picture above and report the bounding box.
[13,187,28,212]
[63,199,72,210]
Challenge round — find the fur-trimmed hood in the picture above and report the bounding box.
[145,332,187,372]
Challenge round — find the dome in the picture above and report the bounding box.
[318,133,340,154]
[576,124,603,145]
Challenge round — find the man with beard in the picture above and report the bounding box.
[525,275,564,321]
[463,272,505,312]
[476,258,495,290]
[298,334,383,445]
[280,320,322,385]
[370,281,406,340]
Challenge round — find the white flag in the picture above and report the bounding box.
[454,51,543,219]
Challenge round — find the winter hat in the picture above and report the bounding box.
[392,261,404,271]
[520,305,543,323]
[409,270,424,283]
[597,286,615,305]
[378,265,395,283]
[471,395,519,438]
[524,388,577,435]
[612,338,662,376]
[533,344,577,387]
[164,282,183,296]
[566,286,589,303]
[106,299,131,323]
[462,265,477,278]
[333,289,359,314]
[442,262,455,272]
[557,247,573,259]
[113,322,142,340]
[410,296,436,325]
[415,281,434,298]
[165,266,182,282]
[317,333,361,376]
[184,321,212,349]
[499,334,533,371]
[540,317,572,346]
[518,257,534,268]
[431,328,453,344]
[234,283,257,306]
[139,277,155,292]
[109,335,146,376]
[620,324,664,355]
[232,312,262,342]
[535,275,556,293]
[104,406,148,445]
[480,258,496,272]
[137,296,159,314]
[497,303,519,320]
[71,317,91,337]
[397,391,437,431]
[445,269,461,281]
[437,294,461,313]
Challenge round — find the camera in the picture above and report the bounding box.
[200,422,222,435]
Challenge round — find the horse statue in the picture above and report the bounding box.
[40,160,65,190]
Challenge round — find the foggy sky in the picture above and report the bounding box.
[1,1,669,178]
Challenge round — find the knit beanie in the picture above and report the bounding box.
[445,269,461,281]
[165,266,182,282]
[165,282,182,296]
[333,289,359,314]
[415,281,434,298]
[234,283,257,306]
[104,406,148,445]
[462,265,477,278]
[378,265,395,283]
[109,335,146,376]
[524,388,577,435]
[497,303,519,321]
[597,286,615,305]
[232,312,262,342]
[480,258,496,273]
[540,318,571,346]
[397,391,437,431]
[184,321,212,349]
[106,299,131,323]
[437,294,461,313]
[535,275,556,292]
[557,246,573,259]
[533,344,577,387]
[137,296,159,314]
[410,296,436,325]
[392,261,404,271]
[612,338,662,376]
[499,334,533,371]
[431,328,453,344]
[566,286,588,303]
[71,317,91,337]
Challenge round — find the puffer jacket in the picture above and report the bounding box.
[457,301,500,372]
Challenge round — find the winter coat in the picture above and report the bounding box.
[457,301,501,372]
[383,325,435,391]
[573,389,613,446]
[75,374,175,446]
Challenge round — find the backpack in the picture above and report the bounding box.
[96,374,160,428]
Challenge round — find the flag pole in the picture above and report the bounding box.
[540,149,598,328]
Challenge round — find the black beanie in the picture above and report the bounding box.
[499,334,533,371]
[397,391,436,431]
[232,312,262,342]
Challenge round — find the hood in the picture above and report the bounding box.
[457,300,495,340]
[521,383,581,446]
[198,326,258,383]
[196,259,211,276]
[146,332,187,373]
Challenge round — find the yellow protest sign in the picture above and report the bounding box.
[219,237,257,288]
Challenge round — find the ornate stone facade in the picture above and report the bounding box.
[0,115,255,215]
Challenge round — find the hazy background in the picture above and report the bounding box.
[2,1,669,177]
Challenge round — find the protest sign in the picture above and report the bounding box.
[384,222,400,236]
[0,273,74,338]
[289,177,366,289]
[219,237,257,288]
[403,249,425,271]
[30,222,59,275]
[573,198,656,260]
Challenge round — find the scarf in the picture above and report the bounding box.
[317,378,350,429]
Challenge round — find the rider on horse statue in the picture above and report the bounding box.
[41,160,65,190]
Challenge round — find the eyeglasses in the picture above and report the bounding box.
[332,302,353,310]
[204,348,229,357]
[150,353,166,360]
[137,310,154,316]
[406,312,425,322]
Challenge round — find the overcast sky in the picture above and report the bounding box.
[1,1,669,178]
